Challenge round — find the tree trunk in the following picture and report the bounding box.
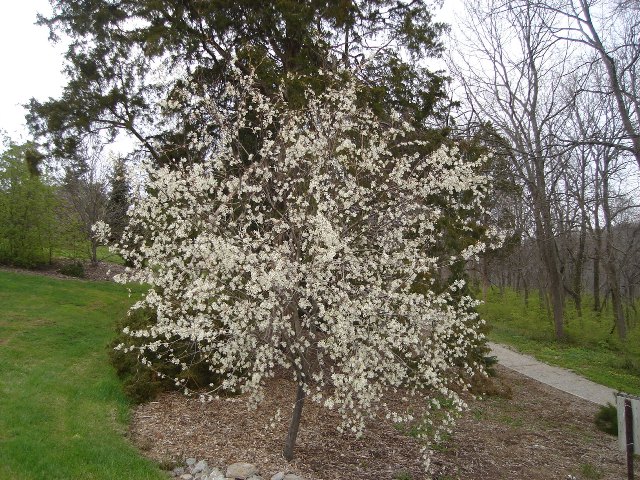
[283,383,305,461]
[601,158,626,339]
[534,192,565,339]
[572,205,587,317]
[604,239,627,338]
[593,241,602,312]
[592,165,602,312]
[481,256,490,302]
[91,239,98,265]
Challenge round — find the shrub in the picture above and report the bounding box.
[594,403,618,436]
[109,308,222,404]
[58,261,85,278]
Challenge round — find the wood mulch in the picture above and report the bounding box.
[129,366,637,480]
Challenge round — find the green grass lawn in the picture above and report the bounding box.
[0,270,165,480]
[54,245,125,265]
[479,287,640,395]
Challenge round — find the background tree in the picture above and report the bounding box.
[105,156,130,242]
[534,0,640,169]
[58,145,109,264]
[451,0,574,339]
[28,0,452,164]
[0,141,58,267]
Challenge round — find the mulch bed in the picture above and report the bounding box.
[129,366,637,480]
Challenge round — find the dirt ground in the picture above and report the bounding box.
[129,365,637,480]
[1,260,124,282]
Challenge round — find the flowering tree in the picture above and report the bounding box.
[96,70,493,464]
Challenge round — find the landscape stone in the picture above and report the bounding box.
[172,467,186,477]
[193,460,209,474]
[226,462,259,479]
[172,459,282,480]
[206,468,225,480]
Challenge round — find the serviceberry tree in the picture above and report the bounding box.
[96,69,495,465]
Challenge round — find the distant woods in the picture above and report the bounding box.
[453,0,640,340]
[0,138,130,267]
[10,0,640,345]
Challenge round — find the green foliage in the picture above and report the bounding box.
[579,463,604,480]
[58,260,85,278]
[594,403,618,436]
[0,270,166,479]
[30,0,451,164]
[109,308,222,404]
[479,287,640,394]
[0,141,58,267]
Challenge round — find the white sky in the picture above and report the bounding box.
[0,1,461,144]
[0,1,68,142]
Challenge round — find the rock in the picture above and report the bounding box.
[186,458,197,467]
[192,460,209,474]
[283,475,305,480]
[172,467,186,477]
[226,462,259,479]
[270,473,285,480]
[206,468,225,480]
[180,474,194,480]
[247,476,263,480]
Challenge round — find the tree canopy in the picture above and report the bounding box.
[28,0,452,164]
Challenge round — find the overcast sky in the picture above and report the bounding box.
[0,1,68,142]
[0,1,461,145]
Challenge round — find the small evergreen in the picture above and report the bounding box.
[106,157,130,241]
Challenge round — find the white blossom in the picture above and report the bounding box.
[107,69,496,468]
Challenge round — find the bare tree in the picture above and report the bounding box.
[535,0,640,169]
[60,147,109,264]
[451,0,574,339]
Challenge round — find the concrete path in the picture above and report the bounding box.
[488,342,617,406]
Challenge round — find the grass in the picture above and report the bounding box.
[54,245,125,265]
[579,462,604,480]
[478,287,640,395]
[0,270,164,479]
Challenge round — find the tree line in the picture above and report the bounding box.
[450,0,640,340]
[7,1,638,340]
[0,137,130,268]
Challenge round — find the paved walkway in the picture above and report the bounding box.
[488,342,617,406]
